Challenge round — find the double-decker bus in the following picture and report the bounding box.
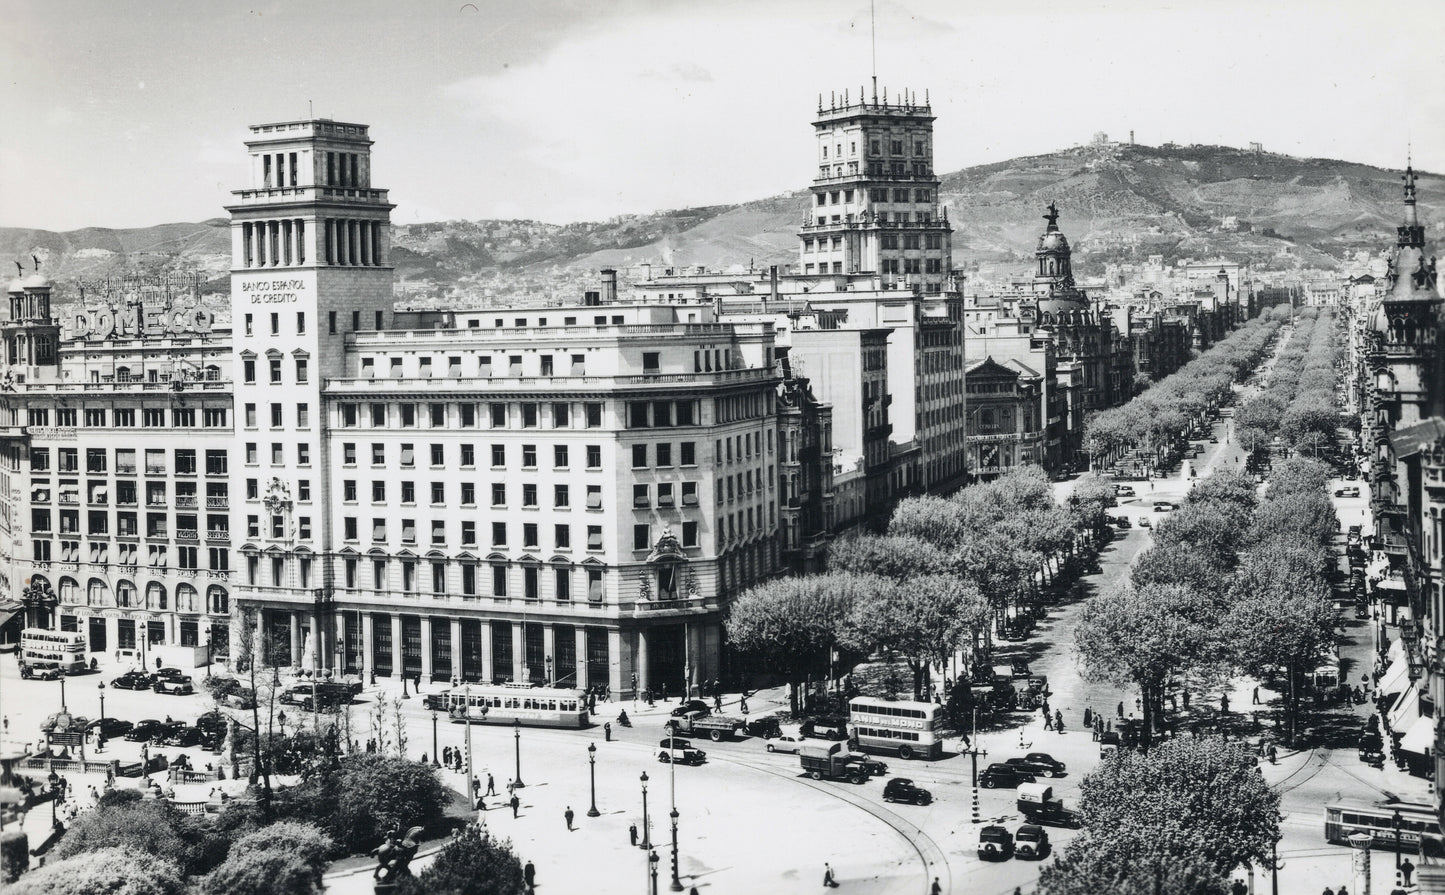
[847,696,945,760]
[19,628,88,674]
[1324,800,1443,856]
[442,683,589,729]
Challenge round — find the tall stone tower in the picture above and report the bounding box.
[798,89,952,293]
[226,118,396,668]
[1372,160,1444,427]
[2,270,60,381]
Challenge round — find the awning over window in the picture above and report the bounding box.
[1389,683,1421,730]
[1380,655,1412,696]
[1400,715,1435,756]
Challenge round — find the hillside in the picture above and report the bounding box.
[2,143,1438,305]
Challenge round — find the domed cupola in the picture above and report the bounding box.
[1034,202,1088,317]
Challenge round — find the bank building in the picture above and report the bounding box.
[0,117,819,697]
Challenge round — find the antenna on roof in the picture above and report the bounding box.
[870,0,878,104]
[308,99,314,119]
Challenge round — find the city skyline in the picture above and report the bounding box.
[4,0,1444,232]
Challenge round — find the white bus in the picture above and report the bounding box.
[20,628,88,675]
[442,684,589,729]
[847,696,945,760]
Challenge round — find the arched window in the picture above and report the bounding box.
[59,577,78,604]
[177,583,198,614]
[147,582,167,610]
[208,585,229,615]
[116,580,136,608]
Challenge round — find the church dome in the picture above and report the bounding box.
[6,278,24,295]
[1037,229,1070,254]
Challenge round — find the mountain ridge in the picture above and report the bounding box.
[2,143,1438,304]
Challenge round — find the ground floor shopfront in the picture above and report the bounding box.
[240,600,722,700]
[53,606,231,667]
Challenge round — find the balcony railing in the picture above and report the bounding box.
[176,529,199,541]
[175,496,198,509]
[206,497,229,509]
[206,530,230,542]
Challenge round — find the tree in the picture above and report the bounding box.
[1039,842,1230,895]
[1067,473,1116,542]
[827,533,954,582]
[887,496,972,550]
[725,572,870,713]
[302,753,449,854]
[1071,737,1279,874]
[4,848,185,895]
[848,574,986,699]
[396,827,526,895]
[228,821,335,883]
[203,849,322,895]
[52,798,193,873]
[1185,469,1258,516]
[1227,540,1336,745]
[0,831,27,884]
[1130,544,1230,600]
[1151,503,1247,572]
[1074,582,1225,746]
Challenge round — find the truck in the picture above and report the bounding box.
[799,743,885,784]
[664,710,746,742]
[1016,783,1082,829]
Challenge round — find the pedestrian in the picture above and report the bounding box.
[823,863,839,888]
[486,773,497,796]
[714,692,723,713]
[442,746,451,766]
[1221,693,1230,714]
[1117,701,1125,718]
[1403,857,1416,886]
[1183,690,1190,709]
[523,860,536,891]
[2,715,7,733]
[510,794,520,818]
[565,806,574,830]
[472,777,481,800]
[1083,707,1092,729]
[932,877,943,895]
[630,823,639,847]
[1054,709,1064,734]
[1252,686,1260,705]
[1044,712,1054,731]
[1339,886,1349,895]
[605,721,613,742]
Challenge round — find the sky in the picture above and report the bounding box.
[4,0,1444,231]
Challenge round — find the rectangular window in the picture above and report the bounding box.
[656,443,672,467]
[372,518,387,542]
[432,520,446,545]
[372,443,386,465]
[681,441,696,466]
[430,443,444,466]
[522,484,538,507]
[522,444,537,468]
[372,481,386,502]
[492,566,507,598]
[341,404,357,427]
[555,524,570,549]
[344,517,358,540]
[682,482,698,506]
[587,525,603,551]
[633,524,650,550]
[460,443,475,466]
[461,482,475,505]
[632,444,647,468]
[554,484,570,507]
[430,403,445,426]
[585,403,603,427]
[633,484,649,508]
[523,522,539,548]
[553,444,569,468]
[491,522,507,547]
[491,483,506,506]
[269,358,282,383]
[682,521,698,547]
[270,403,283,427]
[401,404,416,427]
[586,445,602,469]
[295,358,308,383]
[430,482,444,504]
[343,443,357,465]
[521,403,538,427]
[491,444,506,467]
[586,485,602,509]
[552,402,570,428]
[461,521,476,546]
[490,403,507,427]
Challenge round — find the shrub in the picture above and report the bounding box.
[203,848,322,895]
[1,830,28,884]
[4,847,185,895]
[397,827,526,895]
[302,754,448,854]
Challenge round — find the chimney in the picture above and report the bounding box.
[769,265,779,306]
[601,268,617,304]
[641,262,652,282]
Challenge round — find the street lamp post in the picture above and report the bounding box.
[640,772,652,849]
[463,685,474,809]
[47,769,60,832]
[58,671,67,714]
[587,742,600,817]
[648,849,660,895]
[669,807,682,891]
[203,624,212,679]
[1395,809,1403,870]
[964,706,987,787]
[513,718,525,788]
[430,710,440,767]
[545,656,553,687]
[97,683,105,729]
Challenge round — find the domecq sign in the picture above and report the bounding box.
[70,304,215,341]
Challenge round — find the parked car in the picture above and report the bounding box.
[800,717,849,741]
[153,667,186,681]
[1020,752,1067,776]
[112,671,155,690]
[764,733,810,754]
[658,737,706,765]
[669,700,711,718]
[1004,753,1066,779]
[194,711,229,733]
[21,661,63,681]
[1153,501,1177,512]
[1114,485,1135,497]
[977,825,1015,861]
[1335,486,1361,498]
[87,717,133,739]
[153,676,195,696]
[882,778,933,806]
[162,726,204,748]
[1112,516,1132,529]
[125,720,163,741]
[1138,517,1151,529]
[744,716,784,739]
[979,763,1035,789]
[1014,824,1051,859]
